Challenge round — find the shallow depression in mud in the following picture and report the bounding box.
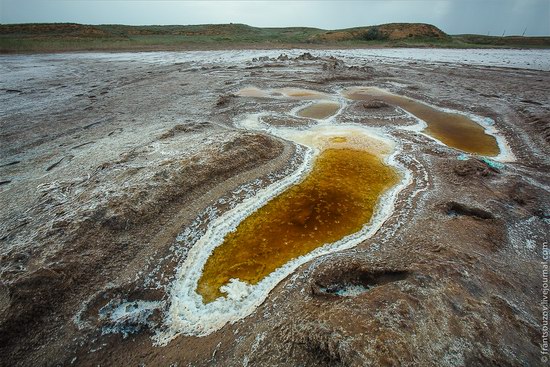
[343,87,500,156]
[296,102,341,120]
[236,86,330,100]
[197,147,399,303]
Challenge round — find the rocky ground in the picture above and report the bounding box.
[0,50,549,366]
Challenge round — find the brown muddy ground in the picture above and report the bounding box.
[0,51,549,367]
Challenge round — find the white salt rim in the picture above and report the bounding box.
[154,116,411,344]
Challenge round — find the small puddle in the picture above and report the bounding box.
[236,87,329,100]
[296,102,341,120]
[343,87,500,156]
[197,147,399,303]
[236,87,272,98]
[276,88,329,100]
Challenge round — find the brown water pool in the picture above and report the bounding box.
[236,87,329,100]
[343,87,500,156]
[296,102,341,119]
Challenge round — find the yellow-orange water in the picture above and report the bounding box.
[197,148,399,303]
[297,102,341,119]
[344,88,500,156]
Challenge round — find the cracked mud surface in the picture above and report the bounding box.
[1,50,549,366]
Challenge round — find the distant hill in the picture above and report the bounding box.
[1,22,549,53]
[310,23,449,42]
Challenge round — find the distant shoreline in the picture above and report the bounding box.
[2,44,549,56]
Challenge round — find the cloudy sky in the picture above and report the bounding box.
[1,0,549,36]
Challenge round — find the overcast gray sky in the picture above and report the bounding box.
[1,0,549,36]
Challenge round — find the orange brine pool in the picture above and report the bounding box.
[197,148,399,303]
